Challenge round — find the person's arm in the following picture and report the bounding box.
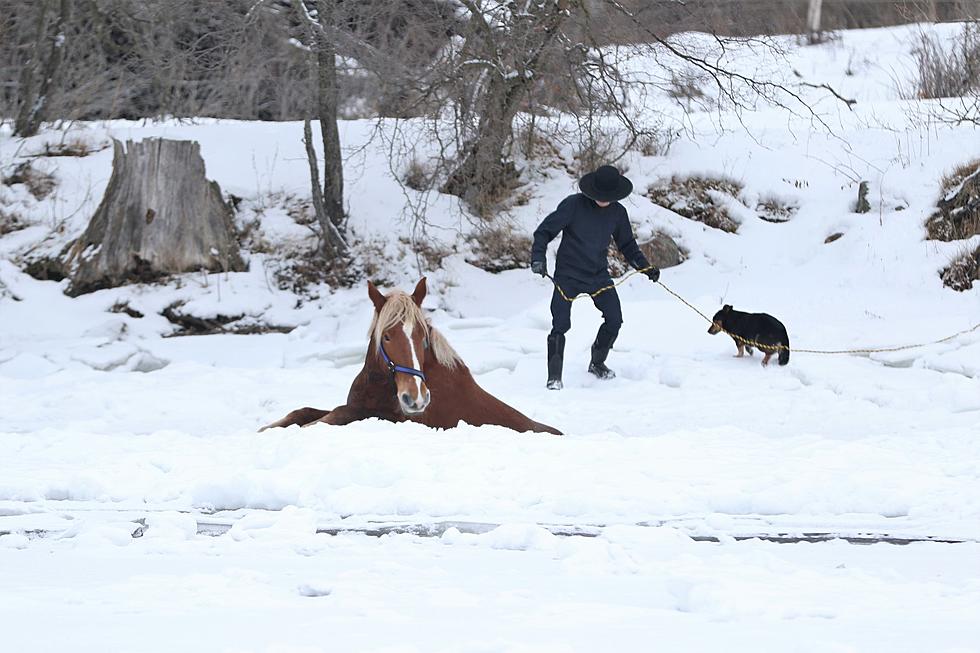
[530,197,574,274]
[614,211,660,281]
[613,211,648,269]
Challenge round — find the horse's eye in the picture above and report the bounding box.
[384,334,391,342]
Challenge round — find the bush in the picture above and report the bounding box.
[646,175,743,233]
[464,225,532,273]
[927,160,980,241]
[573,128,626,177]
[914,25,980,99]
[941,246,980,291]
[403,158,434,192]
[756,195,798,223]
[2,162,56,200]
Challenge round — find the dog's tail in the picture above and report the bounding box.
[779,332,790,366]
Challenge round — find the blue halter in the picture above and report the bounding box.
[378,341,427,382]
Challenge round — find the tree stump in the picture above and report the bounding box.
[67,139,245,295]
[855,181,871,214]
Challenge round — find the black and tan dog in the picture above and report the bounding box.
[708,304,790,366]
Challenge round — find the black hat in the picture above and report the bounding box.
[579,165,633,203]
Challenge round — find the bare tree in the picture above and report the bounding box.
[807,0,824,45]
[14,0,70,137]
[439,0,573,214]
[292,0,345,232]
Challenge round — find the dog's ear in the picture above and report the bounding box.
[722,304,732,312]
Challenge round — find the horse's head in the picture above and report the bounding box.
[368,277,432,415]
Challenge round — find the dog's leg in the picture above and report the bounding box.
[746,345,755,357]
[736,342,745,357]
[762,352,772,366]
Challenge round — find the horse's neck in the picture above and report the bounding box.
[349,340,398,409]
[423,354,473,389]
[362,339,382,371]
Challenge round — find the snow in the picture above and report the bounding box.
[2,23,980,652]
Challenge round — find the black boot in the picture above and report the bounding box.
[588,330,617,380]
[547,332,565,390]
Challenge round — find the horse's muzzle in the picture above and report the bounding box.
[399,390,430,415]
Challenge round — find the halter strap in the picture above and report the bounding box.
[378,341,427,382]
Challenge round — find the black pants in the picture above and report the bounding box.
[550,277,622,347]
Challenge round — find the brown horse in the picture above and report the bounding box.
[260,278,561,435]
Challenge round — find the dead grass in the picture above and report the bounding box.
[0,207,25,236]
[464,225,532,273]
[37,136,109,158]
[913,25,980,100]
[940,246,980,291]
[3,162,56,200]
[666,69,711,109]
[756,195,798,223]
[573,128,626,178]
[400,236,455,272]
[927,160,980,241]
[646,175,743,233]
[403,158,434,192]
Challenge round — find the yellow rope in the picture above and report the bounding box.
[548,268,980,355]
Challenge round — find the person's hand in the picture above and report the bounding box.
[644,267,660,282]
[531,260,547,277]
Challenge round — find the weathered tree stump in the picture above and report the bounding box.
[855,180,871,214]
[67,139,244,295]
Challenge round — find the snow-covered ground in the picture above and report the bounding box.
[2,24,979,652]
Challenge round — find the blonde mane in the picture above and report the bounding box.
[368,290,461,369]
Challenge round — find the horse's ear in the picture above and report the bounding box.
[722,304,733,312]
[368,280,387,312]
[411,277,427,307]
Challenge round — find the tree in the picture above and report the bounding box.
[440,0,573,215]
[807,0,824,45]
[14,0,70,137]
[293,0,346,234]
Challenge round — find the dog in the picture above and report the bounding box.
[707,304,790,366]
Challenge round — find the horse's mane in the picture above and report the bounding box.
[368,290,461,369]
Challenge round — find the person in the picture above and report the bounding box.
[530,165,660,390]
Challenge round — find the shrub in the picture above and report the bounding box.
[646,175,743,233]
[914,25,980,100]
[2,162,56,200]
[927,160,980,241]
[464,225,532,273]
[403,158,434,192]
[941,246,980,291]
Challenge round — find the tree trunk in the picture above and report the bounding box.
[806,0,823,45]
[442,75,525,215]
[14,0,70,137]
[66,138,245,296]
[442,0,570,216]
[304,119,349,259]
[316,0,345,231]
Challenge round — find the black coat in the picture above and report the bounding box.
[531,193,649,286]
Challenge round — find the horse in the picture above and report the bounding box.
[260,277,562,435]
